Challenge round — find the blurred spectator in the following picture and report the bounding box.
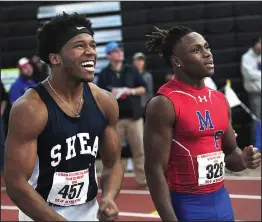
[97,41,148,188]
[241,36,261,142]
[1,80,8,172]
[133,52,154,112]
[9,57,36,105]
[30,55,50,83]
[132,52,154,116]
[129,52,153,172]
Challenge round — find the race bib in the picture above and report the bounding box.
[47,169,89,206]
[197,151,225,186]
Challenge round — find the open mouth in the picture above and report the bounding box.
[205,60,214,68]
[81,60,95,72]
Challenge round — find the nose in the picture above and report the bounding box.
[203,48,212,58]
[84,45,96,56]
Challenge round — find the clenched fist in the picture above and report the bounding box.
[97,197,119,221]
[241,145,261,169]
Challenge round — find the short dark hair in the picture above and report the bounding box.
[145,25,194,66]
[36,12,94,64]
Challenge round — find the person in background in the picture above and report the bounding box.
[97,41,148,189]
[241,36,261,143]
[0,80,8,173]
[30,55,50,83]
[9,57,36,105]
[127,52,153,172]
[132,52,154,115]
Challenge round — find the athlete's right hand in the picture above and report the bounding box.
[242,145,261,169]
[97,197,119,221]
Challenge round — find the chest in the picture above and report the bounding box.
[38,102,106,165]
[174,91,229,138]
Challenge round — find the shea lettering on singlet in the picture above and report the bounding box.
[47,133,98,206]
[50,133,98,167]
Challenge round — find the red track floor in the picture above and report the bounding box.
[1,176,261,221]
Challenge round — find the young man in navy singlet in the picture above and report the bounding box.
[143,26,261,221]
[4,12,124,221]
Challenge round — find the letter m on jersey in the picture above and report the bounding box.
[196,110,214,131]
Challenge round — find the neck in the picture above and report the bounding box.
[48,69,84,102]
[111,61,122,72]
[174,70,205,89]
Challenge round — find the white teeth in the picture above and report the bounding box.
[81,61,94,67]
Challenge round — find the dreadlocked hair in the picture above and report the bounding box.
[145,25,194,66]
[36,12,94,64]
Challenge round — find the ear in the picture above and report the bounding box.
[170,55,182,68]
[48,53,61,65]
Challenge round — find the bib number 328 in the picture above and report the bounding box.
[47,169,89,206]
[206,162,224,179]
[197,151,225,186]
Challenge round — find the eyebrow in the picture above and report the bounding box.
[73,39,96,45]
[191,42,209,48]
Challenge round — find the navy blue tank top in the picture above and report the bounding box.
[31,83,106,205]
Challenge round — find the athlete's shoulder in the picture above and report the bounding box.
[157,78,178,94]
[89,82,116,103]
[12,88,47,113]
[210,88,227,101]
[89,83,118,120]
[9,88,48,134]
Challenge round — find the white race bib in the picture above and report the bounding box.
[47,169,89,206]
[197,151,225,186]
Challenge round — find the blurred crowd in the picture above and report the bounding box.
[0,36,261,180]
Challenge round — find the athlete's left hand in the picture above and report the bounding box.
[97,197,119,221]
[242,145,261,169]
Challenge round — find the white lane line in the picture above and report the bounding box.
[2,187,260,199]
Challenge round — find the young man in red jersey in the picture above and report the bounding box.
[143,26,261,221]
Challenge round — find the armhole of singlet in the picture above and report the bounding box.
[29,83,51,107]
[84,83,107,126]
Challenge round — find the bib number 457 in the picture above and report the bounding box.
[58,182,84,200]
[206,162,224,179]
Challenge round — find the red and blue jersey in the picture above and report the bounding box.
[156,77,229,194]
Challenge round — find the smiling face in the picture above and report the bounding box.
[54,33,97,82]
[171,32,214,79]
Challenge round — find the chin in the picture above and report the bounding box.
[77,75,93,83]
[205,70,215,77]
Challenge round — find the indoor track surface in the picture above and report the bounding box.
[1,174,261,221]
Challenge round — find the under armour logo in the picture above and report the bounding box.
[198,96,208,102]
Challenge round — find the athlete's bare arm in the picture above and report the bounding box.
[223,98,261,171]
[4,90,67,221]
[144,95,177,221]
[91,84,124,200]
